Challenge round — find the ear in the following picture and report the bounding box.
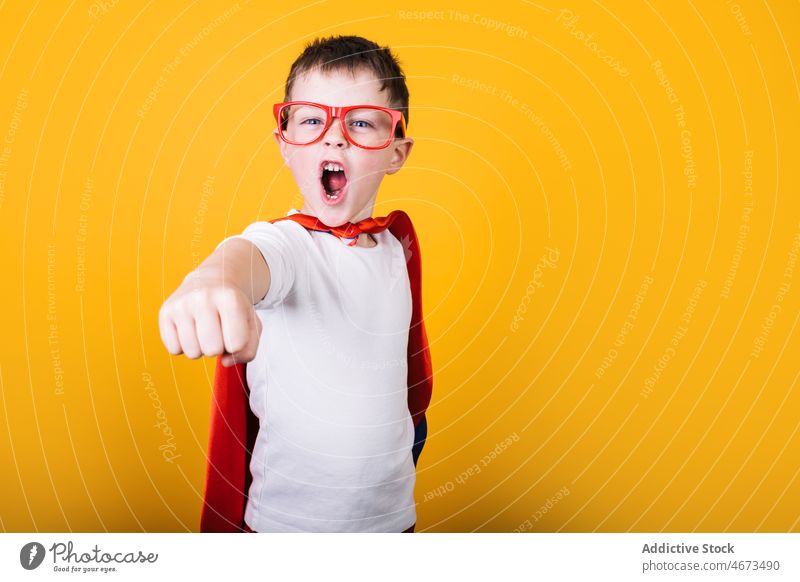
[385,137,414,176]
[273,128,289,165]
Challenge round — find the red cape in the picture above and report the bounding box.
[199,210,433,532]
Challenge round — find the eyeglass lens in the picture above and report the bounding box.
[280,104,395,148]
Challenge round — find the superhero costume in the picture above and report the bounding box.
[199,210,433,532]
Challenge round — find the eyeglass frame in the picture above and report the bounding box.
[272,101,408,150]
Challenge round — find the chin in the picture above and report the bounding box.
[305,193,370,226]
[303,199,349,225]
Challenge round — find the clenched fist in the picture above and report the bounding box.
[159,239,270,367]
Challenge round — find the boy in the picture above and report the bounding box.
[159,35,433,533]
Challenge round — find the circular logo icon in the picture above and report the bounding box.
[20,542,46,570]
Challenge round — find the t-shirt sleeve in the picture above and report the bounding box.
[215,221,297,309]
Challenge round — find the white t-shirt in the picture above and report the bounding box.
[216,208,417,532]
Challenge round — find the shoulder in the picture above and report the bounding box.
[237,216,315,251]
[216,215,313,270]
[242,216,306,237]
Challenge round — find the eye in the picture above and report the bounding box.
[349,119,374,129]
[300,117,324,126]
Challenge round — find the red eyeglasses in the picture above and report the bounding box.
[273,101,407,150]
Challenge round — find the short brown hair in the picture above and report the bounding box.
[283,35,410,128]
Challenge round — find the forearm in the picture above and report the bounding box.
[184,238,270,305]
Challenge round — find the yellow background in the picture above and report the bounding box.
[1,0,798,532]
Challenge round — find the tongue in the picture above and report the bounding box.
[324,170,346,192]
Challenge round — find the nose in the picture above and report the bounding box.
[323,115,347,148]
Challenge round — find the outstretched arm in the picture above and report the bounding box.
[159,239,270,367]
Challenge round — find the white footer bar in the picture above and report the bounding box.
[1,533,797,581]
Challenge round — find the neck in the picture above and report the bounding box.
[356,233,377,247]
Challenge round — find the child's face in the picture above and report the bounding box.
[275,68,414,225]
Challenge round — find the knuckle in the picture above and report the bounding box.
[224,324,252,355]
[217,286,242,307]
[173,297,193,317]
[187,287,212,307]
[203,342,224,357]
[159,302,177,323]
[227,338,247,354]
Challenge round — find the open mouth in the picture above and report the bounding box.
[320,160,348,203]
